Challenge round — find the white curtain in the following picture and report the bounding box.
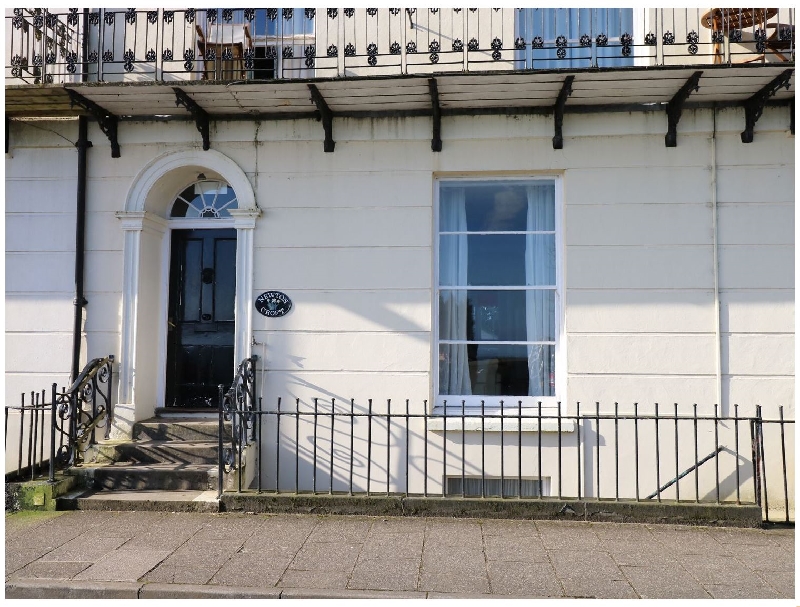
[525,185,555,396]
[439,187,471,396]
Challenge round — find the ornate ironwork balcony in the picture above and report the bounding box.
[6,8,795,85]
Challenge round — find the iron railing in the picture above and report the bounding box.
[217,355,259,497]
[221,397,794,524]
[5,391,49,481]
[6,8,795,85]
[4,355,114,483]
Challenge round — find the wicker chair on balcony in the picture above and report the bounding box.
[195,23,253,81]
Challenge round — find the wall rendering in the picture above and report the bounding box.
[5,104,794,507]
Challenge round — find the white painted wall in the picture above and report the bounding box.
[5,102,793,509]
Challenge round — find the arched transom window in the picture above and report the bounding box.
[170,180,239,218]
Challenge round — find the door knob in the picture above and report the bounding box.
[202,313,212,321]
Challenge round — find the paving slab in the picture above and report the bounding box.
[359,532,425,559]
[724,542,795,571]
[704,581,783,599]
[277,568,351,589]
[4,511,65,538]
[143,563,221,585]
[418,570,491,595]
[288,541,362,571]
[280,588,425,599]
[486,560,563,597]
[483,534,549,563]
[620,565,713,599]
[756,570,795,598]
[74,547,171,582]
[40,534,130,562]
[305,517,373,543]
[9,560,92,580]
[347,557,420,591]
[208,557,286,588]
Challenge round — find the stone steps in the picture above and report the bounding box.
[57,415,239,509]
[96,441,220,465]
[68,462,219,491]
[133,417,231,442]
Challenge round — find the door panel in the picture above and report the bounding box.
[166,229,237,408]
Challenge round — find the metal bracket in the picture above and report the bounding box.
[665,71,702,147]
[65,88,120,158]
[308,84,335,152]
[552,75,574,150]
[741,69,793,143]
[173,87,210,150]
[790,98,795,136]
[429,78,442,152]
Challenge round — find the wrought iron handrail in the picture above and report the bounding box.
[51,355,115,476]
[217,355,258,497]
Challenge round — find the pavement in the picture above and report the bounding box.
[4,510,795,599]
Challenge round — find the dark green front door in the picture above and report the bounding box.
[166,229,236,408]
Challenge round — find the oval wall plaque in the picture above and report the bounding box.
[255,291,293,318]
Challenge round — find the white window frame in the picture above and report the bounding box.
[433,175,565,415]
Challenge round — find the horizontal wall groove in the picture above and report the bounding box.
[254,245,430,250]
[254,330,430,336]
[568,373,717,378]
[567,331,717,336]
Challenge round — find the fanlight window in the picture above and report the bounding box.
[170,180,238,218]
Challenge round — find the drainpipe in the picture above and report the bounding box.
[70,12,92,383]
[711,105,723,414]
[71,116,92,383]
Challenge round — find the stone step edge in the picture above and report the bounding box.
[57,489,221,513]
[97,441,222,449]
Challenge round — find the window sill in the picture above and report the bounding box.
[427,417,575,433]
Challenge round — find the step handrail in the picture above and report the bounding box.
[50,355,115,478]
[218,355,259,498]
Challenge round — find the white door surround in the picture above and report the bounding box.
[113,149,259,438]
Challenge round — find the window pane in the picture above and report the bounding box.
[439,344,555,397]
[440,181,555,232]
[439,234,555,287]
[439,289,555,342]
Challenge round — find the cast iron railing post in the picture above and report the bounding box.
[49,383,57,482]
[218,384,224,499]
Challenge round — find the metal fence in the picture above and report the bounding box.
[222,397,794,524]
[5,391,50,481]
[7,8,795,85]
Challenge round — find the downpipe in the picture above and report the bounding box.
[71,116,92,383]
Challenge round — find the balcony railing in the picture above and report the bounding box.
[6,8,795,85]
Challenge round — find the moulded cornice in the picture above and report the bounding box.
[229,207,261,229]
[115,211,169,232]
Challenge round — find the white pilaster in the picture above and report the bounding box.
[230,208,261,367]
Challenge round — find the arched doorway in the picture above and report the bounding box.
[166,179,238,408]
[114,150,259,437]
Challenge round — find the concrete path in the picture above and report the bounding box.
[5,510,794,599]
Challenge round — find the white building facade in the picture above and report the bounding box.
[5,8,795,515]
